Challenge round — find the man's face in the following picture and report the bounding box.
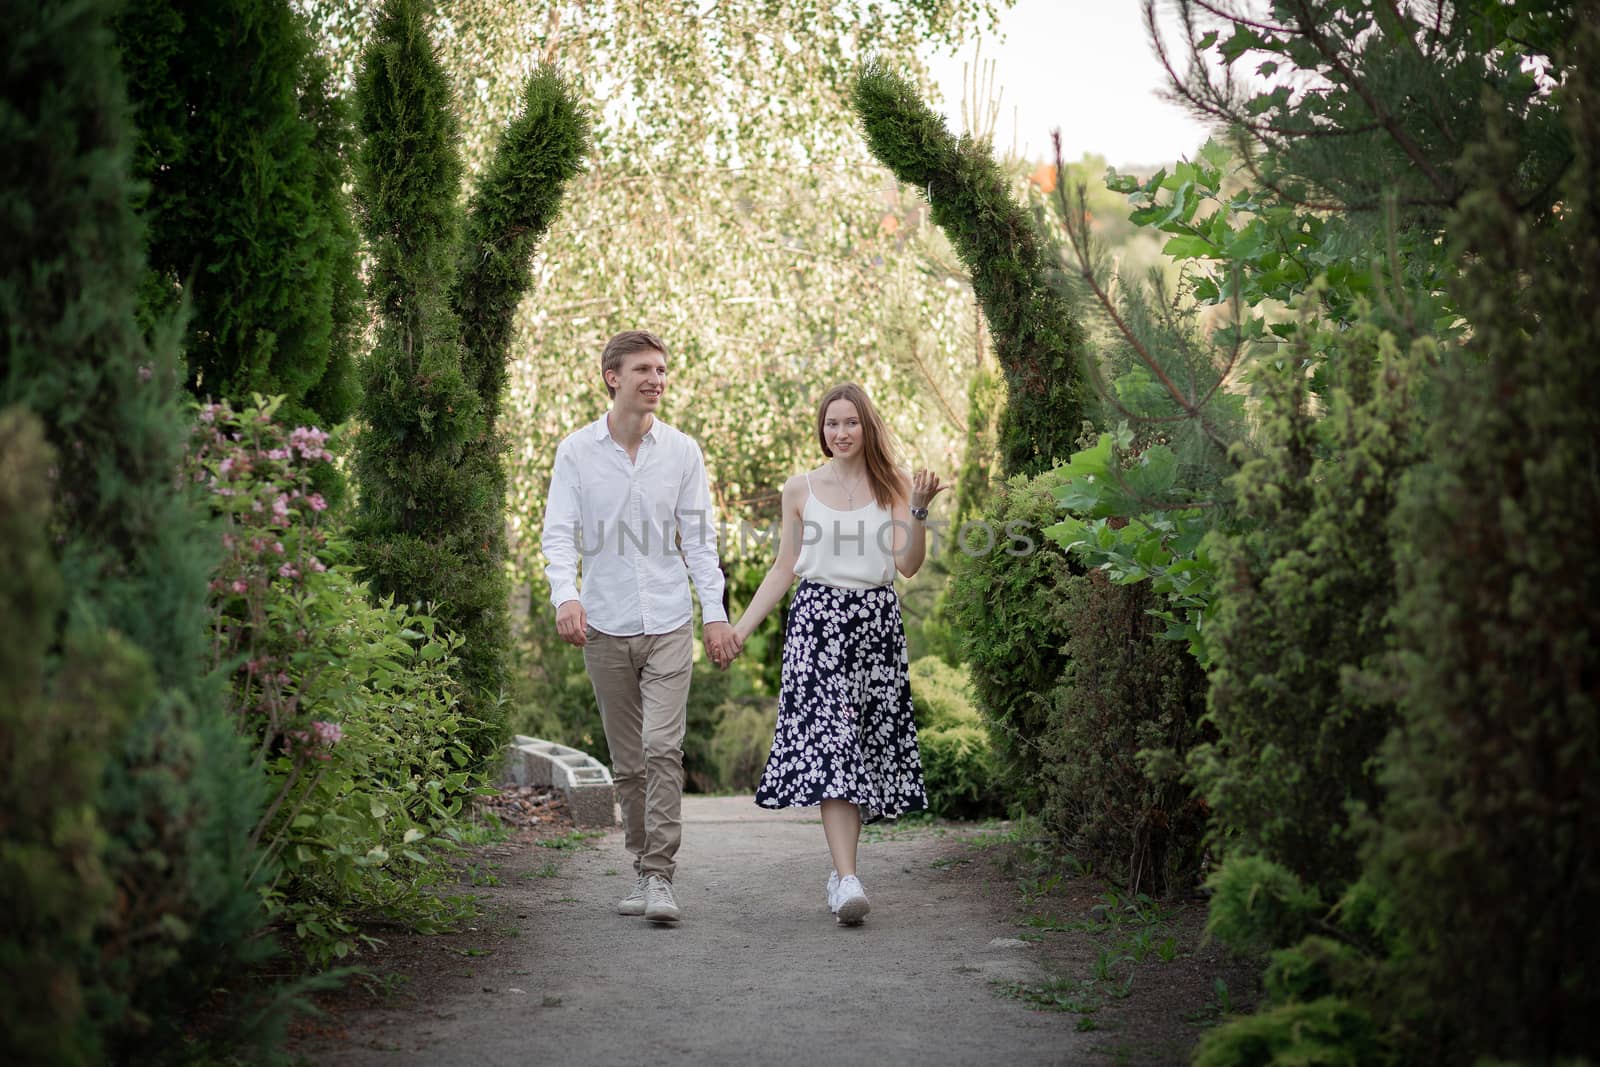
[609,348,667,413]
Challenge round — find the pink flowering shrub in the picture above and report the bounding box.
[188,396,490,966]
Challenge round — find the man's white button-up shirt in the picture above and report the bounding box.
[541,414,728,637]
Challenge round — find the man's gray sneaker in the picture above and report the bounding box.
[617,875,647,916]
[826,870,840,913]
[833,874,869,925]
[643,873,681,923]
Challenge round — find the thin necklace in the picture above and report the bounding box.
[833,459,866,509]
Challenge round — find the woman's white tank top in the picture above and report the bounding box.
[793,471,897,589]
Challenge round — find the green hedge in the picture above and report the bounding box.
[947,467,1076,807]
[1044,572,1209,895]
[910,656,1005,819]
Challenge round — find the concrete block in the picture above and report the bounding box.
[503,735,616,829]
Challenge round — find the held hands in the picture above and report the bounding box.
[704,621,743,670]
[911,468,948,510]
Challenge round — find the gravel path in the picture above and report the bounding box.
[306,796,1092,1065]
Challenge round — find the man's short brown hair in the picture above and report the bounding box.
[600,330,669,398]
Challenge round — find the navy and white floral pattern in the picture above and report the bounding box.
[754,580,927,823]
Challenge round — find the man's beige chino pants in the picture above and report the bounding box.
[582,622,693,881]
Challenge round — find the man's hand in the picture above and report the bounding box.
[556,600,588,647]
[704,621,741,669]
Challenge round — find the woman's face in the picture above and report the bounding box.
[823,398,864,458]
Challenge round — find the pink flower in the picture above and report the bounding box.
[311,720,343,745]
[231,579,249,594]
[308,558,327,573]
[277,563,299,579]
[137,365,152,383]
[272,494,290,522]
[306,493,327,512]
[289,426,332,462]
[272,541,285,555]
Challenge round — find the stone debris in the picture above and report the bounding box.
[474,784,575,832]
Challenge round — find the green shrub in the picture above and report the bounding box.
[707,701,778,794]
[350,0,498,761]
[1193,997,1386,1067]
[1203,856,1325,958]
[1192,326,1424,896]
[0,410,140,1065]
[260,580,486,965]
[1263,937,1371,1006]
[909,655,980,731]
[2,2,273,1055]
[115,0,358,432]
[1369,44,1600,1058]
[507,612,608,759]
[351,2,587,759]
[899,556,963,668]
[918,723,1002,820]
[1043,572,1209,894]
[682,646,770,793]
[947,466,1076,806]
[190,397,488,965]
[907,656,1005,819]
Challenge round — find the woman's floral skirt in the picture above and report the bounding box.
[754,580,927,823]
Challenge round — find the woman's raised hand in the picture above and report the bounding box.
[910,469,948,509]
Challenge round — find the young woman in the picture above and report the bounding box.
[731,382,946,925]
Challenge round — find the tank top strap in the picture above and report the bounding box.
[803,470,814,496]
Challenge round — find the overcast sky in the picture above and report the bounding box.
[921,0,1216,167]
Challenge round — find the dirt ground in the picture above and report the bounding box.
[288,796,1256,1066]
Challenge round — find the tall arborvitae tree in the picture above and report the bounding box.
[851,62,1090,478]
[297,49,362,429]
[1,0,270,1057]
[116,0,358,431]
[352,0,484,720]
[1372,22,1600,1059]
[448,68,589,711]
[353,0,586,758]
[0,411,140,1065]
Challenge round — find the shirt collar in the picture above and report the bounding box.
[593,413,658,445]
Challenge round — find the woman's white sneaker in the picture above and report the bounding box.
[833,875,869,925]
[826,870,840,913]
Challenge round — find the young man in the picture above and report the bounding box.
[541,330,740,924]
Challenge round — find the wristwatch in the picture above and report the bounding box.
[910,504,930,522]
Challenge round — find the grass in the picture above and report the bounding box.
[1181,979,1234,1024]
[980,825,1203,1032]
[451,810,512,848]
[537,830,606,851]
[461,863,501,887]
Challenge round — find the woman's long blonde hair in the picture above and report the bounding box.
[815,382,904,510]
